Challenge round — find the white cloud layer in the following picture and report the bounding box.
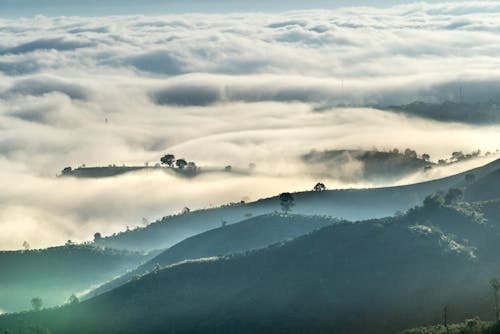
[0,2,500,249]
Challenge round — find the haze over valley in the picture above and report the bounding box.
[1,2,500,333]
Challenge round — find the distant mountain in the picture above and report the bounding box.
[0,245,153,312]
[86,214,339,299]
[3,201,500,334]
[386,101,500,124]
[95,158,500,252]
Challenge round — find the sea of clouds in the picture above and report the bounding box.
[0,2,499,249]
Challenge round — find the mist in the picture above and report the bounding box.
[1,3,500,249]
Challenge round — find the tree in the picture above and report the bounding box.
[160,154,175,167]
[176,159,187,169]
[451,151,465,161]
[68,294,79,305]
[404,148,417,159]
[31,297,43,311]
[186,162,197,173]
[444,188,464,205]
[423,193,444,209]
[22,241,30,251]
[61,166,72,175]
[181,207,191,215]
[224,165,232,172]
[313,183,327,191]
[93,232,102,242]
[279,192,295,214]
[491,278,500,322]
[422,153,430,161]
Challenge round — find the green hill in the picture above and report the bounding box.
[0,245,153,312]
[3,200,500,334]
[86,213,339,299]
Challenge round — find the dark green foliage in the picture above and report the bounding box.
[160,154,175,167]
[2,203,497,334]
[87,213,337,298]
[423,193,444,209]
[278,192,294,213]
[401,317,492,334]
[175,159,187,169]
[30,298,42,312]
[445,188,465,205]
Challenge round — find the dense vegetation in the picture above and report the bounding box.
[86,213,339,298]
[2,194,500,333]
[401,318,500,334]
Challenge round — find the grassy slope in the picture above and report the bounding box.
[86,213,339,299]
[3,201,500,334]
[0,245,153,312]
[95,158,500,252]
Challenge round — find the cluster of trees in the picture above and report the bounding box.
[423,188,465,209]
[160,154,197,172]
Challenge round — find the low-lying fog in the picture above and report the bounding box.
[1,3,500,249]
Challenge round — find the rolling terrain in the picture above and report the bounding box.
[3,194,500,334]
[94,158,500,252]
[86,214,339,299]
[0,245,154,312]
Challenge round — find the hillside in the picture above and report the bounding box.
[302,149,434,183]
[387,101,500,124]
[400,318,500,334]
[0,245,153,313]
[60,165,249,179]
[86,214,339,299]
[3,201,500,334]
[95,158,500,252]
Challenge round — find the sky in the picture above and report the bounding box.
[0,1,500,249]
[0,0,456,17]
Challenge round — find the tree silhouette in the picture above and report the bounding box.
[22,241,30,251]
[444,188,464,205]
[491,278,500,322]
[61,167,72,175]
[68,294,79,305]
[31,297,43,311]
[93,232,102,242]
[313,183,327,191]
[422,153,430,161]
[160,154,175,167]
[279,192,295,214]
[176,159,187,169]
[186,162,197,172]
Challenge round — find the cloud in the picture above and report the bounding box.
[0,37,95,55]
[0,3,499,249]
[123,50,186,75]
